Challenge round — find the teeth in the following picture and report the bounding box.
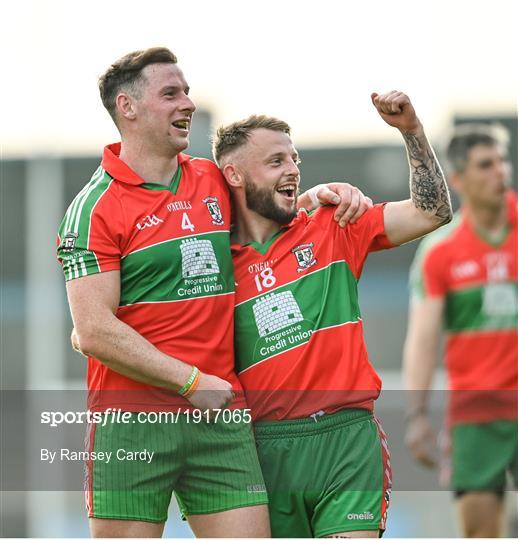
[173,121,189,129]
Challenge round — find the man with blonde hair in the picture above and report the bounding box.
[213,91,452,537]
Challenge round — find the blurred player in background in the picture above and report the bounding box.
[213,91,452,537]
[403,124,518,537]
[58,46,369,538]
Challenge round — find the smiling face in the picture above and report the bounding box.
[126,63,196,154]
[237,128,301,224]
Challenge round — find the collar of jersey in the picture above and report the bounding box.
[102,142,190,186]
[231,209,307,255]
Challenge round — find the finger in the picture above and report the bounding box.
[332,186,352,223]
[349,191,371,224]
[339,188,360,227]
[316,186,341,206]
[417,452,437,469]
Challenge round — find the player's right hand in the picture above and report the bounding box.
[405,414,437,468]
[186,372,234,411]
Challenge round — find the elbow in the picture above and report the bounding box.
[73,322,106,357]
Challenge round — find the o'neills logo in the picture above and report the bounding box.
[347,511,374,521]
[202,196,224,225]
[292,243,317,272]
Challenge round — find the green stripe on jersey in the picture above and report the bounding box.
[57,168,112,280]
[235,261,360,373]
[120,231,234,306]
[446,282,518,333]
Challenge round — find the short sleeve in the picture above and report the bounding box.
[57,181,121,281]
[409,240,448,303]
[339,203,395,278]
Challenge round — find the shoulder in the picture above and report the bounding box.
[60,167,119,228]
[183,156,221,176]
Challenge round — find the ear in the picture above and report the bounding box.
[115,92,137,121]
[221,163,243,188]
[449,171,463,197]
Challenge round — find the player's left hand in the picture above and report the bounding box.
[371,91,422,133]
[298,182,373,227]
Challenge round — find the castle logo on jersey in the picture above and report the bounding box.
[292,243,317,272]
[202,197,224,226]
[180,238,220,278]
[253,291,304,337]
[61,232,78,252]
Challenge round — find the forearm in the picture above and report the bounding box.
[402,125,452,224]
[402,298,443,416]
[76,315,192,392]
[403,336,437,416]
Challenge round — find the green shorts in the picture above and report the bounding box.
[85,410,268,522]
[451,420,518,491]
[254,409,391,538]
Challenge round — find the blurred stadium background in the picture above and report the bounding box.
[2,0,517,536]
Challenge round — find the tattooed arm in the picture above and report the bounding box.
[371,91,453,245]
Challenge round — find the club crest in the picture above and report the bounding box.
[202,197,224,226]
[292,243,317,272]
[61,232,78,252]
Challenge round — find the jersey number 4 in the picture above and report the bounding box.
[181,212,195,232]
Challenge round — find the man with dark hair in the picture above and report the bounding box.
[213,91,452,537]
[403,123,517,537]
[57,47,372,538]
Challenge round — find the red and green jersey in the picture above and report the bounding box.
[231,204,394,421]
[57,143,245,412]
[410,192,518,424]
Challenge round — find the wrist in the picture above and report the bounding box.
[405,405,428,422]
[400,121,424,137]
[306,185,323,208]
[178,366,201,398]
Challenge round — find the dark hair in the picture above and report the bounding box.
[446,123,509,173]
[98,47,178,124]
[213,115,291,165]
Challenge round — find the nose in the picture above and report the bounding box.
[287,158,300,178]
[181,92,196,114]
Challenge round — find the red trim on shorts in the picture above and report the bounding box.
[373,416,392,531]
[84,421,97,517]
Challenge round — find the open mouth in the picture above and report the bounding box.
[276,185,297,200]
[172,120,190,131]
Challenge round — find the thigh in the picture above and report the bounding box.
[451,422,512,491]
[313,416,391,537]
[90,518,165,538]
[455,492,505,537]
[86,415,180,522]
[324,530,378,538]
[255,429,314,537]
[187,504,270,538]
[175,413,268,517]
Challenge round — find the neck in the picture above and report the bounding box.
[232,202,282,245]
[465,200,508,233]
[119,136,179,186]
